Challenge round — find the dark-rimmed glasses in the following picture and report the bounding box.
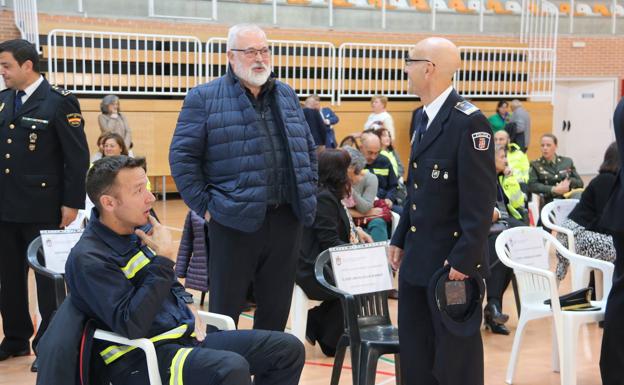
[405,58,436,67]
[230,47,272,59]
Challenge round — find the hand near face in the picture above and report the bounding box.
[135,215,176,261]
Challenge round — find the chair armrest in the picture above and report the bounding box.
[93,329,162,385]
[197,311,236,331]
[554,244,614,297]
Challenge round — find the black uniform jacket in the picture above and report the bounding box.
[391,90,496,286]
[601,97,624,234]
[296,188,349,299]
[0,78,89,223]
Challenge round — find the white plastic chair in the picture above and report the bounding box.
[613,4,624,16]
[504,0,522,14]
[541,199,590,291]
[93,311,236,385]
[495,227,613,385]
[289,284,316,343]
[541,199,579,253]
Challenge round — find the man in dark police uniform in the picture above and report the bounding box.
[388,37,496,385]
[0,39,89,369]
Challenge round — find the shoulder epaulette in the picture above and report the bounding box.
[51,85,72,96]
[454,100,480,115]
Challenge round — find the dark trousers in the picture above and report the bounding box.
[398,278,484,385]
[486,217,524,307]
[207,205,303,330]
[600,233,624,385]
[0,221,57,352]
[109,330,305,385]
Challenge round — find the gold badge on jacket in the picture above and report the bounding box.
[66,113,82,127]
[0,102,4,112]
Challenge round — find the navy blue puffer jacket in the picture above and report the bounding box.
[169,70,318,232]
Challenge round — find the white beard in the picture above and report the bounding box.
[236,62,271,87]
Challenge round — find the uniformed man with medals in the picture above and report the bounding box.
[388,37,496,385]
[0,39,89,371]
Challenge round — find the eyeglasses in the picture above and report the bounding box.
[230,47,271,59]
[404,58,436,67]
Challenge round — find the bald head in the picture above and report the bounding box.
[360,132,381,165]
[405,37,461,104]
[494,130,510,147]
[413,37,461,80]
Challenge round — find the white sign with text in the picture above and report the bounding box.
[329,242,393,295]
[40,229,84,274]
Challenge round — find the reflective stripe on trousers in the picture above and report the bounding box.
[169,348,193,385]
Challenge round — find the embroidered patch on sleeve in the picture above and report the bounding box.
[66,113,82,127]
[471,132,491,151]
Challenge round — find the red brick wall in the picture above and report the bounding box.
[557,36,624,79]
[0,10,21,42]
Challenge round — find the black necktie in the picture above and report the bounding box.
[413,110,429,145]
[14,90,26,115]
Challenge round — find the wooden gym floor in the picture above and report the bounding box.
[0,198,604,385]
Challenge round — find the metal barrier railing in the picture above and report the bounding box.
[46,29,203,96]
[337,42,412,103]
[455,46,555,98]
[14,0,40,52]
[206,38,336,102]
[336,42,556,102]
[44,30,555,102]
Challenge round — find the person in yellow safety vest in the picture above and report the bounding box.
[495,130,529,184]
[499,172,526,221]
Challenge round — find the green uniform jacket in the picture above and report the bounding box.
[528,155,584,199]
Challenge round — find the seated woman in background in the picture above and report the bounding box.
[101,132,129,157]
[484,145,526,335]
[91,134,106,162]
[296,149,372,357]
[342,146,390,242]
[555,142,619,281]
[98,94,133,153]
[375,127,404,181]
[488,100,510,134]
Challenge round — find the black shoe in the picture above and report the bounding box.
[484,320,510,335]
[388,289,399,300]
[30,357,38,372]
[0,346,30,361]
[484,303,509,325]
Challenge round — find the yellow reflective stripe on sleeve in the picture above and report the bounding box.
[100,324,189,365]
[169,348,193,385]
[372,168,389,176]
[121,251,150,279]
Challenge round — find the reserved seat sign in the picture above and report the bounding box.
[329,241,393,295]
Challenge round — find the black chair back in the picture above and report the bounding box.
[27,236,67,310]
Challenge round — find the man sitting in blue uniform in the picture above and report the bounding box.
[360,131,400,212]
[64,156,304,385]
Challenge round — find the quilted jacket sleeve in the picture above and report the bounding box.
[175,211,193,278]
[169,86,210,217]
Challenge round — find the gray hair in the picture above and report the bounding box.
[342,146,366,172]
[510,99,522,110]
[495,144,507,155]
[100,94,120,114]
[226,24,266,51]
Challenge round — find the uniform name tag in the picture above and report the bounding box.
[21,117,49,124]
